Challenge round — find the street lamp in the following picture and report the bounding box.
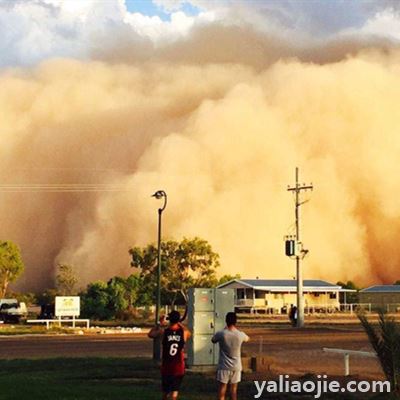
[151,190,167,361]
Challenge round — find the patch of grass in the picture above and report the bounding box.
[0,324,74,335]
[0,358,217,400]
[90,319,152,328]
[0,358,395,400]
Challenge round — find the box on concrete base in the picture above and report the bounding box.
[187,288,235,366]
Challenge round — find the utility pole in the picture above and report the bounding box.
[287,167,313,328]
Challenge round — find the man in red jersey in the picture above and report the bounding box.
[148,310,191,400]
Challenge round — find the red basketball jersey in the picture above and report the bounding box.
[161,325,185,376]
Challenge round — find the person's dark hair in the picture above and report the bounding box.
[168,310,181,324]
[225,312,237,327]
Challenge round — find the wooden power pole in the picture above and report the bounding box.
[287,167,313,328]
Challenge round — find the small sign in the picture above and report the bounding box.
[55,296,80,317]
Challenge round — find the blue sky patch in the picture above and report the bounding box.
[125,0,169,20]
[125,0,201,21]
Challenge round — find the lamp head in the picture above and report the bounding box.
[151,190,165,199]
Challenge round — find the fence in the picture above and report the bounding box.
[27,317,90,329]
[323,347,377,376]
[236,302,400,315]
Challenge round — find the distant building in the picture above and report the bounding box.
[359,285,400,312]
[217,279,353,314]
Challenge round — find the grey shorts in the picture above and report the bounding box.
[217,369,242,384]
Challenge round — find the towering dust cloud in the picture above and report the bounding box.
[1,27,400,291]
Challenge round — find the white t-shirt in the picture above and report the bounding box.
[212,327,249,371]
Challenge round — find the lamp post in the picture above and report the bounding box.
[151,190,167,362]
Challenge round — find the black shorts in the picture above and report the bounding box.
[161,375,184,393]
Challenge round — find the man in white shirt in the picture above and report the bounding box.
[211,312,249,400]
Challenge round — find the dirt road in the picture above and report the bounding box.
[245,326,382,379]
[0,333,150,359]
[0,326,383,379]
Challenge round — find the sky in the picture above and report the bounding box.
[125,0,200,18]
[1,0,400,68]
[3,0,400,290]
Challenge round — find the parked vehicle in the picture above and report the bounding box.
[0,299,28,323]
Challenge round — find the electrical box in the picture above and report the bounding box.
[190,288,214,312]
[214,289,235,332]
[188,335,214,365]
[193,311,214,334]
[285,239,296,256]
[285,239,302,257]
[187,288,235,366]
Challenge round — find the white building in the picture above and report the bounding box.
[218,279,352,314]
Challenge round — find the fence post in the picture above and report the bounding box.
[344,354,350,376]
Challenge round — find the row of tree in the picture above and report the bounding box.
[5,237,400,321]
[1,237,239,320]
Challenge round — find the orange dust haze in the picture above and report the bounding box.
[1,26,400,291]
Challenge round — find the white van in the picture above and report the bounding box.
[0,299,28,323]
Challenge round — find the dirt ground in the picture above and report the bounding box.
[243,326,383,380]
[0,325,383,380]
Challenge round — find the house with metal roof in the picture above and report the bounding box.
[359,285,400,312]
[217,279,353,314]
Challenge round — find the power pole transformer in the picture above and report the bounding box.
[286,167,313,328]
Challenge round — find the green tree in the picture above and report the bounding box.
[81,281,112,320]
[125,274,151,307]
[358,309,400,392]
[0,241,25,298]
[218,274,241,286]
[107,276,129,317]
[80,274,148,320]
[56,264,78,295]
[130,237,220,306]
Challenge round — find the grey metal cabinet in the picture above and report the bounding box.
[189,288,215,312]
[187,288,235,366]
[215,289,235,332]
[187,334,214,365]
[193,311,215,334]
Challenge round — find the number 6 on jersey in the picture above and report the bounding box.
[169,343,178,356]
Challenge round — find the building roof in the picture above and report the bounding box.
[239,279,337,288]
[218,279,347,292]
[361,285,400,293]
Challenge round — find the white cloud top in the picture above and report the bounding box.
[0,0,399,66]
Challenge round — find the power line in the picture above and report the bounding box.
[0,185,129,187]
[0,190,131,192]
[0,183,133,193]
[8,168,136,172]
